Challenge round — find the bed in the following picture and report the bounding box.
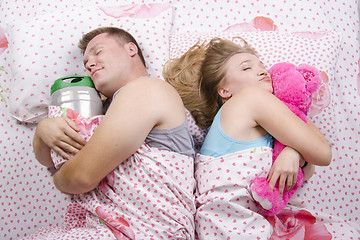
[0,0,359,239]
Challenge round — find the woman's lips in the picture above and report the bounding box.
[260,76,271,82]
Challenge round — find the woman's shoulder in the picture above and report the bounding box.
[226,86,268,105]
[221,87,273,139]
[235,86,272,98]
[222,86,276,121]
[229,86,275,108]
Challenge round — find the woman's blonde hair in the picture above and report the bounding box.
[163,37,258,129]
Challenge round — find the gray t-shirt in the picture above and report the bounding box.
[112,87,195,159]
[146,121,195,159]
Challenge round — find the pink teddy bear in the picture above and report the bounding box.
[250,62,321,216]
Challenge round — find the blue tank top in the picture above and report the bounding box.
[200,106,273,157]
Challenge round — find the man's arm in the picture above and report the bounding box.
[52,78,186,194]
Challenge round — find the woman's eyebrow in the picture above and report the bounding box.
[238,60,250,67]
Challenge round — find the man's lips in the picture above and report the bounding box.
[91,68,101,77]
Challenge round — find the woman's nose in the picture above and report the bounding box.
[259,70,268,76]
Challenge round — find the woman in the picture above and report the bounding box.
[163,37,332,239]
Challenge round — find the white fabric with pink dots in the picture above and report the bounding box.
[25,143,196,239]
[195,147,274,239]
[5,3,173,123]
[170,30,341,148]
[195,148,360,239]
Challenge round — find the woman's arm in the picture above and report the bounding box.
[299,158,315,181]
[223,86,330,195]
[249,87,332,166]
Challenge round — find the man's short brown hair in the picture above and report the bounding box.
[78,27,146,67]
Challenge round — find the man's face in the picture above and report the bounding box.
[83,33,130,98]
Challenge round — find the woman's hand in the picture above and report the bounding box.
[267,146,301,197]
[300,159,316,181]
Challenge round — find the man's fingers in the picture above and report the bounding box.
[52,146,71,160]
[64,118,81,132]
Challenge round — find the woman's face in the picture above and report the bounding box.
[218,52,273,99]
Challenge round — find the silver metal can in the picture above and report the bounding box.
[50,75,103,117]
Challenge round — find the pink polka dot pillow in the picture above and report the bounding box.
[170,31,340,78]
[7,3,172,123]
[170,31,341,147]
[170,30,341,117]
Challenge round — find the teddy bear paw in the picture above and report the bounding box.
[252,191,273,210]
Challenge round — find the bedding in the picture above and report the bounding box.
[170,30,341,134]
[24,143,196,239]
[195,148,360,239]
[195,147,274,239]
[47,106,104,169]
[5,3,173,123]
[0,0,359,239]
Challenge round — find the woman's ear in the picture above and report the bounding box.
[217,87,232,99]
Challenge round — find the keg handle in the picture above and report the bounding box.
[51,75,95,95]
[61,76,85,83]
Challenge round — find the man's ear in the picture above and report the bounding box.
[217,87,232,99]
[126,42,138,57]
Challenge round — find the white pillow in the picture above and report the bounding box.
[171,1,333,35]
[7,3,173,123]
[170,30,341,117]
[170,30,341,147]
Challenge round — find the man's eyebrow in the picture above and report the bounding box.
[83,47,94,66]
[83,44,102,66]
[83,57,88,66]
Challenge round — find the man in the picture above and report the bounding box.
[32,27,196,239]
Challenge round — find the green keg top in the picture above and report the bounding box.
[51,75,95,94]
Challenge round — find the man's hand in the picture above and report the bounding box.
[34,117,86,164]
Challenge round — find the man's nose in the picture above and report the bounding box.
[85,57,96,70]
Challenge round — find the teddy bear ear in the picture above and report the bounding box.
[297,64,322,93]
[268,62,296,77]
